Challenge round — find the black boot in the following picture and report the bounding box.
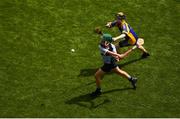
[129,77,137,89]
[91,88,102,97]
[141,52,150,58]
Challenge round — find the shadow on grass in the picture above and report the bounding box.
[78,68,98,77]
[71,81,95,91]
[65,93,108,109]
[78,57,143,77]
[65,87,132,109]
[102,87,133,94]
[118,57,143,68]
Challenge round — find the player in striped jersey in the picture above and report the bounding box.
[106,12,150,58]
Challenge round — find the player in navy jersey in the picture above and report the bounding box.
[106,12,150,58]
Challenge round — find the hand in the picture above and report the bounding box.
[115,56,120,62]
[105,22,111,28]
[117,54,123,59]
[94,27,103,35]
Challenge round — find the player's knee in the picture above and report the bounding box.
[95,71,103,79]
[94,72,100,79]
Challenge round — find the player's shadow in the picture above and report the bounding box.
[65,87,132,109]
[77,68,98,77]
[78,57,143,77]
[118,57,143,68]
[65,93,110,109]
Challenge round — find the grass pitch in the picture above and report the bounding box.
[0,0,180,117]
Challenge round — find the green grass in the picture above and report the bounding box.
[0,0,180,117]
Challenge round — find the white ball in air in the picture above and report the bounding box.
[71,49,75,52]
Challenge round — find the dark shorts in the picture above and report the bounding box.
[119,37,137,47]
[119,39,131,47]
[101,63,118,72]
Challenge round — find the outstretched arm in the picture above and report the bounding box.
[106,45,137,60]
[106,50,120,58]
[119,46,137,59]
[112,33,126,41]
[106,21,117,28]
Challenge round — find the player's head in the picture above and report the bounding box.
[116,12,126,20]
[102,34,113,43]
[101,34,113,47]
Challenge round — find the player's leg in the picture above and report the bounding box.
[138,45,150,58]
[116,39,130,53]
[119,39,131,48]
[136,38,150,58]
[112,67,137,89]
[95,68,105,90]
[115,37,131,53]
[91,68,105,96]
[138,45,147,52]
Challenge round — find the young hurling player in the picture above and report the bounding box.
[91,34,138,96]
[106,12,150,58]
